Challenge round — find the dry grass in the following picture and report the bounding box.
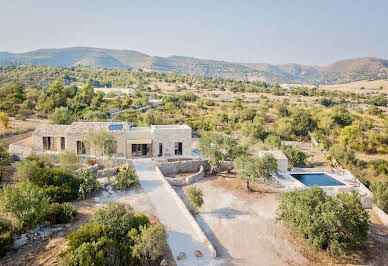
[320,79,388,94]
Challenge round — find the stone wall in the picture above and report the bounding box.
[157,160,210,176]
[373,204,388,226]
[186,166,205,184]
[164,176,186,186]
[154,165,216,257]
[9,139,33,160]
[164,165,205,187]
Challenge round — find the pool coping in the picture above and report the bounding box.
[278,171,355,193]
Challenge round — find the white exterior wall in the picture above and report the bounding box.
[277,158,288,172]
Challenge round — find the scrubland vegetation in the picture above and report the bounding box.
[0,65,387,262]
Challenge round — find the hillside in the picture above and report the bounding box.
[0,47,387,84]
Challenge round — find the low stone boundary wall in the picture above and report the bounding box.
[164,165,205,187]
[157,160,210,176]
[186,166,205,184]
[8,139,33,160]
[373,204,388,226]
[165,176,186,186]
[154,165,217,258]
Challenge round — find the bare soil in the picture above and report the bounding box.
[176,174,388,266]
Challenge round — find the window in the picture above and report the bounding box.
[60,137,65,150]
[77,141,86,155]
[158,143,163,156]
[174,142,183,155]
[43,137,52,150]
[109,124,123,131]
[131,144,150,157]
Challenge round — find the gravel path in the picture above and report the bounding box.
[132,159,220,265]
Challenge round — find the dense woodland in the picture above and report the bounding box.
[0,65,387,262]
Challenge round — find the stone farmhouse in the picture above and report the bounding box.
[32,122,192,158]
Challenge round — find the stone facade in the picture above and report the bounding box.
[32,122,192,159]
[151,125,191,157]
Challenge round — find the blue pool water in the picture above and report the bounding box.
[290,173,345,187]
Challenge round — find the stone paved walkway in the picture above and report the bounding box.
[132,159,220,266]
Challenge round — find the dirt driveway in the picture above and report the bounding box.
[176,175,388,266]
[175,176,311,266]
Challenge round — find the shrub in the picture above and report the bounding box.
[16,156,82,203]
[44,203,78,224]
[277,186,369,257]
[186,186,204,213]
[281,145,308,167]
[78,169,99,200]
[0,112,9,129]
[62,203,163,265]
[130,224,167,264]
[239,120,267,139]
[0,182,50,229]
[59,151,80,171]
[370,181,388,213]
[113,163,139,190]
[264,134,282,148]
[327,144,356,166]
[0,141,11,180]
[91,203,148,240]
[0,221,13,257]
[37,168,82,203]
[49,107,74,125]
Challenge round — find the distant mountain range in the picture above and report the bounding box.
[0,47,387,84]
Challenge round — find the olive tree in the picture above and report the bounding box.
[277,186,369,257]
[199,132,247,173]
[83,128,116,157]
[236,154,278,191]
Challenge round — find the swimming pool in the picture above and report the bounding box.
[290,173,345,187]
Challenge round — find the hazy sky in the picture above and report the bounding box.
[0,0,387,65]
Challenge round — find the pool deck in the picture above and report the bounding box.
[276,167,374,208]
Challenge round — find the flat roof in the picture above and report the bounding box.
[258,150,288,160]
[151,125,191,129]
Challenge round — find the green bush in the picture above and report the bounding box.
[44,203,78,224]
[130,224,167,264]
[277,186,369,257]
[281,145,308,167]
[0,141,11,180]
[186,186,204,213]
[0,221,13,257]
[59,151,80,171]
[264,134,282,148]
[0,182,50,230]
[49,107,74,125]
[113,163,139,190]
[62,203,164,265]
[77,169,99,200]
[327,144,356,166]
[370,181,388,213]
[16,155,82,203]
